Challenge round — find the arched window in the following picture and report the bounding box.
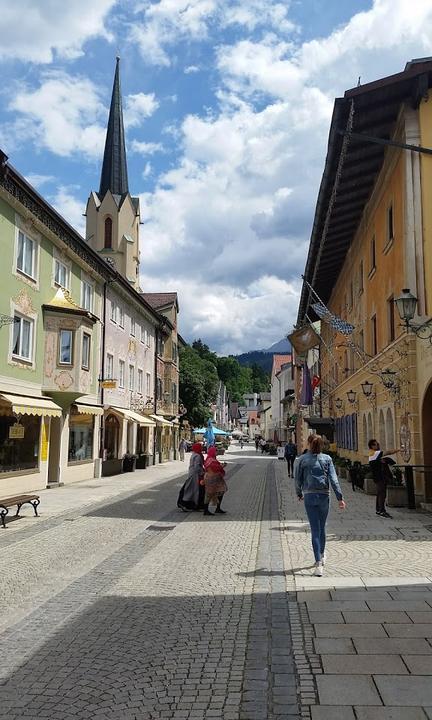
[104,217,113,249]
[367,412,374,445]
[386,408,395,449]
[379,410,386,448]
[362,414,368,452]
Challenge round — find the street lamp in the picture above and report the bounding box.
[361,380,373,397]
[395,288,418,328]
[380,368,398,389]
[346,389,357,404]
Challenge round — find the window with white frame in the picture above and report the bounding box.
[140,325,145,343]
[119,360,125,388]
[131,317,136,336]
[146,372,151,397]
[110,300,116,323]
[54,258,70,289]
[129,364,135,391]
[138,369,143,394]
[16,231,36,280]
[12,314,33,361]
[106,353,114,379]
[59,330,73,365]
[119,307,125,328]
[81,280,93,312]
[82,333,91,370]
[145,329,150,347]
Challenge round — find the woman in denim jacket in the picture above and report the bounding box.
[294,434,346,576]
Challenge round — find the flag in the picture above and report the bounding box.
[300,362,313,406]
[288,324,320,355]
[312,375,321,390]
[311,301,354,335]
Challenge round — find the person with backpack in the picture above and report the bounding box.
[284,439,297,477]
[294,434,346,576]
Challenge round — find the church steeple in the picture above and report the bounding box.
[99,57,129,198]
[86,57,140,286]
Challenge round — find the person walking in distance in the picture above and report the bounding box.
[368,438,397,518]
[284,439,297,477]
[295,434,346,576]
[179,438,187,461]
[255,437,260,452]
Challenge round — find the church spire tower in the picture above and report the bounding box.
[86,57,140,286]
[99,57,129,198]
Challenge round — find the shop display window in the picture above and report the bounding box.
[68,411,94,462]
[0,415,40,473]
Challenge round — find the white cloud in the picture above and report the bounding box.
[130,140,164,155]
[137,0,432,352]
[140,272,301,354]
[50,186,86,237]
[8,72,107,158]
[0,0,116,63]
[25,173,55,189]
[217,0,432,100]
[131,0,297,66]
[132,0,216,66]
[124,92,159,128]
[184,65,200,74]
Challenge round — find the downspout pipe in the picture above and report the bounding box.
[98,280,108,475]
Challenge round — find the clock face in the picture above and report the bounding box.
[399,416,411,462]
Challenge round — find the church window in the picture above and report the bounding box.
[104,217,113,249]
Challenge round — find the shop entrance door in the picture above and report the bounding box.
[47,416,61,485]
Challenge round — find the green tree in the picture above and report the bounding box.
[179,345,219,428]
[250,362,271,393]
[216,356,253,402]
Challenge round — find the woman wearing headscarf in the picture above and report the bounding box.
[177,442,204,511]
[203,446,227,516]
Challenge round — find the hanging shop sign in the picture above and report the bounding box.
[100,380,117,389]
[9,422,25,439]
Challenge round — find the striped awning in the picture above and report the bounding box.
[149,414,173,427]
[0,394,62,417]
[109,407,156,427]
[74,403,103,416]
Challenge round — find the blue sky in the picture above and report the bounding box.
[1,0,432,353]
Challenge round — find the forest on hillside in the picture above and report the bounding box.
[179,339,270,428]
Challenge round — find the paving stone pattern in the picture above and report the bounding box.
[0,450,300,719]
[2,449,432,719]
[276,459,432,720]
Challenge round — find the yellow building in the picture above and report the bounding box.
[297,58,432,505]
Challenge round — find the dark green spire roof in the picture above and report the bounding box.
[99,57,129,197]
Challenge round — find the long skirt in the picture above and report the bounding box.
[204,473,227,502]
[178,472,200,510]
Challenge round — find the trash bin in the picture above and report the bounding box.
[122,454,137,472]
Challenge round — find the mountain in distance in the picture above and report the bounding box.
[261,338,291,353]
[233,338,291,373]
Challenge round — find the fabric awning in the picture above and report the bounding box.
[0,394,62,417]
[109,407,156,427]
[149,414,173,427]
[74,403,103,416]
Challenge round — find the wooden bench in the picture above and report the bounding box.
[0,494,40,529]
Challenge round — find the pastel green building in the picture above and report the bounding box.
[0,151,107,493]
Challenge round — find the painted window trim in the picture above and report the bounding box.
[81,332,91,371]
[13,223,40,288]
[11,312,34,363]
[58,329,74,366]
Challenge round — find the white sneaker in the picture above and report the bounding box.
[314,563,323,577]
[321,552,327,566]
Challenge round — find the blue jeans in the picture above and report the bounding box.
[304,493,330,563]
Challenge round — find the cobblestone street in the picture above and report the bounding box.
[1,447,432,719]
